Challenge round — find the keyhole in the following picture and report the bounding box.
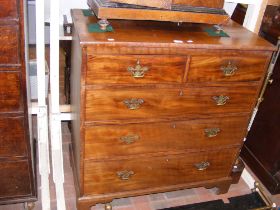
[179,90,184,96]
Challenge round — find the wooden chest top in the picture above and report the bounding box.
[71,9,275,52]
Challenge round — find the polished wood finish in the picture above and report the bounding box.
[0,72,23,113]
[0,116,26,157]
[0,0,18,20]
[70,9,274,210]
[241,8,280,195]
[0,0,36,205]
[0,26,20,64]
[86,55,186,84]
[84,148,239,195]
[0,160,31,198]
[88,0,229,25]
[189,55,268,83]
[84,116,249,159]
[85,85,259,122]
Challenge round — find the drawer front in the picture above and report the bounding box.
[84,148,238,195]
[0,0,18,20]
[0,160,31,198]
[85,116,248,159]
[0,26,20,65]
[86,55,186,84]
[188,56,268,83]
[85,86,258,122]
[0,72,23,113]
[0,116,26,157]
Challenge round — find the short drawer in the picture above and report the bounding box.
[85,116,248,159]
[0,160,31,198]
[0,72,23,113]
[0,116,26,157]
[85,85,258,122]
[83,148,238,195]
[86,55,186,84]
[0,0,18,20]
[0,26,20,65]
[188,56,268,83]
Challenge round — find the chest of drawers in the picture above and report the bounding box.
[70,9,275,210]
[0,0,36,205]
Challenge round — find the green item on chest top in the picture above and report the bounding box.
[82,9,94,16]
[88,23,114,33]
[204,27,230,37]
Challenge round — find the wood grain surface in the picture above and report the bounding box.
[0,26,19,65]
[89,0,229,25]
[84,116,249,159]
[85,85,259,122]
[189,55,269,83]
[0,116,26,157]
[70,9,274,209]
[0,0,18,20]
[173,0,224,8]
[83,148,238,195]
[0,72,22,113]
[86,55,187,84]
[0,160,31,198]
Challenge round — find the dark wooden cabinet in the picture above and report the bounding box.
[241,52,280,195]
[241,6,280,195]
[0,0,36,205]
[70,9,275,210]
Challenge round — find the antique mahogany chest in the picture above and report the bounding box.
[70,9,275,210]
[0,0,36,206]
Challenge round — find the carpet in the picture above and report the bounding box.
[161,192,267,210]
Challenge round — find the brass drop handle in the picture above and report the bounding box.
[204,128,221,138]
[127,60,149,78]
[194,161,210,171]
[221,61,238,76]
[123,98,144,110]
[212,95,230,106]
[120,135,140,144]
[117,170,134,180]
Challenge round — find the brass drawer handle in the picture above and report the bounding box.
[204,128,221,138]
[120,135,140,144]
[221,61,238,76]
[212,95,230,106]
[117,170,134,180]
[194,161,210,171]
[123,98,144,110]
[127,60,149,78]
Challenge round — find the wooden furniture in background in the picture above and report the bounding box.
[70,9,275,210]
[241,5,280,195]
[88,0,229,25]
[0,0,36,207]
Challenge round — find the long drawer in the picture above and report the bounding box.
[188,56,268,83]
[0,0,18,20]
[0,72,23,113]
[84,116,248,159]
[0,160,31,199]
[0,25,19,65]
[0,116,26,157]
[83,148,238,195]
[85,85,258,122]
[86,55,186,84]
